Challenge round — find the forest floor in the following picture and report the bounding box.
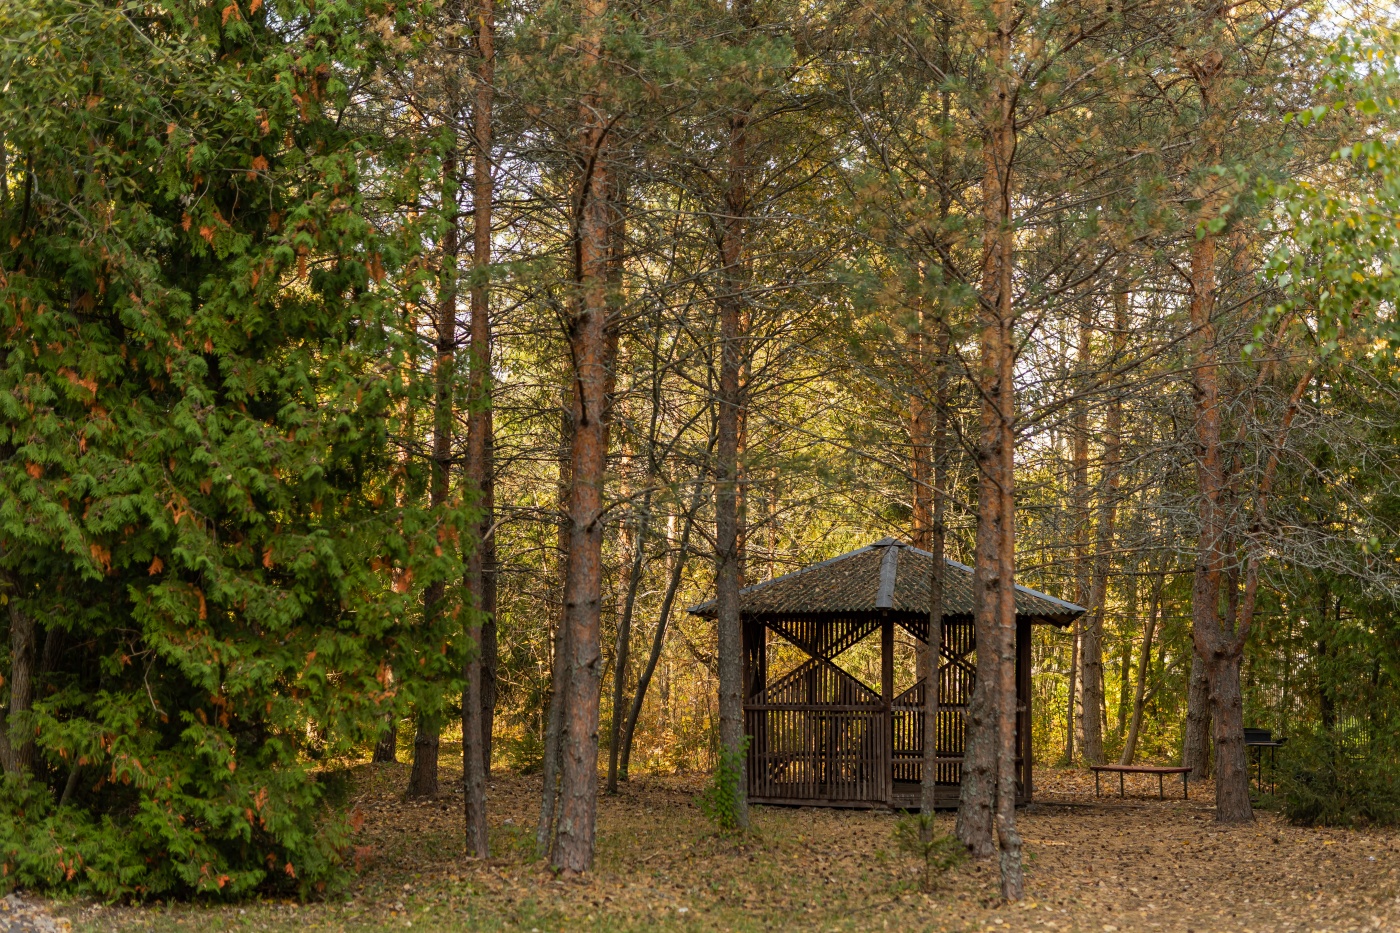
[48,754,1400,933]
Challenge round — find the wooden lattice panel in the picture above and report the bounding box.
[767,615,880,666]
[888,619,976,786]
[763,656,880,707]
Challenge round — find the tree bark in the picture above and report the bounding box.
[1186,200,1252,821]
[1115,570,1135,741]
[910,333,933,552]
[407,718,441,797]
[552,5,614,867]
[1082,286,1127,764]
[1069,301,1092,762]
[407,139,463,801]
[536,397,573,857]
[372,715,398,763]
[960,3,1025,897]
[460,0,495,856]
[920,322,950,829]
[0,599,36,775]
[1183,653,1213,779]
[714,81,752,831]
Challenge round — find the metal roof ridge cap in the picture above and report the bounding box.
[875,542,899,609]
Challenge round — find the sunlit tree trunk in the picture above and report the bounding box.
[1070,305,1093,764]
[460,0,495,856]
[536,397,573,857]
[960,0,1025,897]
[714,3,753,828]
[1186,198,1251,821]
[1083,286,1126,764]
[407,140,463,800]
[920,323,949,830]
[553,0,613,868]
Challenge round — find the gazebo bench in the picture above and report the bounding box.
[1090,764,1192,800]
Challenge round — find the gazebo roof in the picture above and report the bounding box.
[688,538,1083,627]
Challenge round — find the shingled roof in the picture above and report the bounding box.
[688,538,1083,627]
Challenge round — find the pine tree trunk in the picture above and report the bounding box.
[553,8,613,866]
[460,0,495,856]
[407,717,441,797]
[910,330,932,551]
[536,398,573,858]
[1082,289,1125,764]
[1204,648,1252,819]
[1186,206,1251,821]
[0,599,35,775]
[372,718,398,763]
[920,323,949,828]
[1070,305,1093,765]
[960,8,1024,897]
[408,140,463,801]
[1116,569,1135,741]
[714,89,752,831]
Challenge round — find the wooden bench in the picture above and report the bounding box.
[1090,764,1193,800]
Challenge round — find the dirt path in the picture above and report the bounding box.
[65,764,1400,932]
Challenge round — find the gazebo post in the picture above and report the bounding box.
[742,618,766,800]
[882,615,893,805]
[1017,617,1033,803]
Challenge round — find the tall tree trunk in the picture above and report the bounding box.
[0,598,36,775]
[1115,570,1135,741]
[910,328,933,552]
[920,323,950,831]
[407,142,463,801]
[480,417,498,772]
[1186,203,1252,821]
[536,397,573,857]
[961,5,1024,898]
[460,0,495,856]
[1121,555,1165,765]
[1069,304,1091,764]
[1082,287,1126,764]
[553,6,614,867]
[714,38,753,830]
[372,714,398,763]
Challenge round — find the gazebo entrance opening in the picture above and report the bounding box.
[693,538,1083,810]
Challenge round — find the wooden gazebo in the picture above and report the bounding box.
[690,538,1083,809]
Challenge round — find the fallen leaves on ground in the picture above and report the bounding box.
[56,758,1400,933]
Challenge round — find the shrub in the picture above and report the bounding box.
[699,737,749,834]
[1281,728,1400,828]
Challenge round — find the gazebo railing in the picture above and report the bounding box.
[745,703,889,804]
